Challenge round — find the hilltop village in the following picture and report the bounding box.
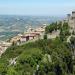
[0,24,60,56]
[0,11,75,75]
[0,11,75,57]
[0,24,47,56]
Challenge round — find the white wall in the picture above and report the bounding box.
[20,38,26,42]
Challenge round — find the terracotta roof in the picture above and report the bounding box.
[21,33,36,38]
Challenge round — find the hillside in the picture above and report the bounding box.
[0,21,75,75]
[0,37,73,75]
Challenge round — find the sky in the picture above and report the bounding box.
[0,0,75,16]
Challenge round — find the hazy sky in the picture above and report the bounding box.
[0,0,75,16]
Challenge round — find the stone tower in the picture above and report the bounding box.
[67,11,75,32]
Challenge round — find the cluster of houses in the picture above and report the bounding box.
[9,11,75,45]
[10,25,46,45]
[0,41,12,57]
[0,25,46,56]
[1,11,75,56]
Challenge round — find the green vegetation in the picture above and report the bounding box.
[45,22,70,41]
[44,34,47,40]
[59,22,70,41]
[0,21,74,75]
[45,22,58,33]
[0,38,74,75]
[45,22,62,34]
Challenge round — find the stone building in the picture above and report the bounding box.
[67,11,75,32]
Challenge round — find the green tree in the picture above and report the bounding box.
[44,34,47,40]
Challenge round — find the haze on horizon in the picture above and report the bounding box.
[0,0,75,16]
